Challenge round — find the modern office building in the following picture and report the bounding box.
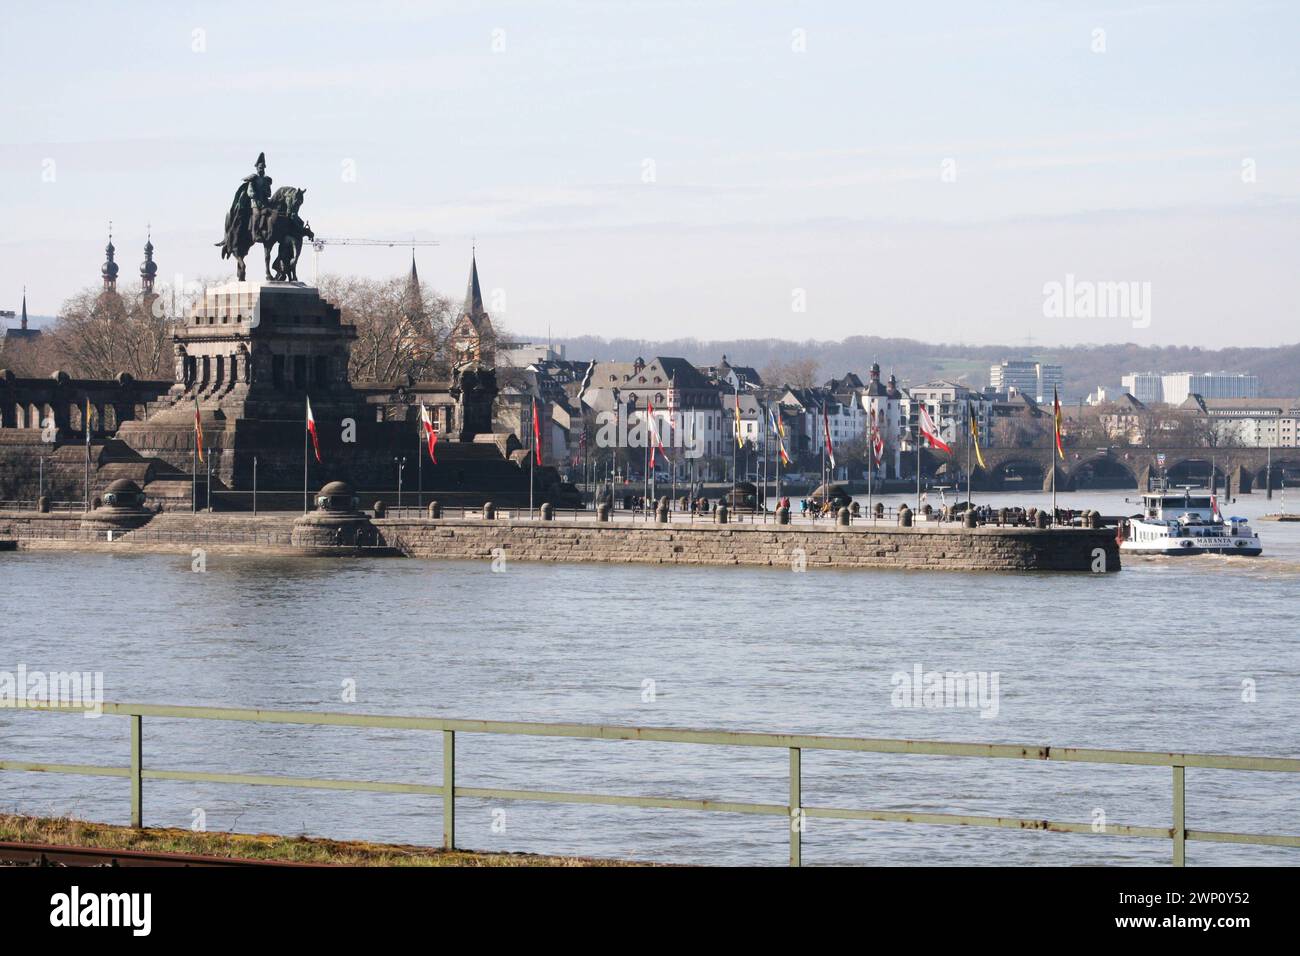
[1122,371,1260,406]
[988,360,1063,403]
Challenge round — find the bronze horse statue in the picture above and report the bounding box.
[217,185,314,282]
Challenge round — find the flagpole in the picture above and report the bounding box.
[84,400,91,513]
[868,415,874,525]
[966,400,972,512]
[732,384,738,506]
[530,400,535,519]
[303,398,309,514]
[760,402,767,522]
[915,407,921,513]
[774,411,781,507]
[819,402,826,516]
[191,429,197,514]
[417,419,423,511]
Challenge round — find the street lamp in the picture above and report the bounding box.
[394,456,406,508]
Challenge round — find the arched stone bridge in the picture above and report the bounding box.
[967,446,1294,493]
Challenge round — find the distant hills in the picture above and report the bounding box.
[528,334,1300,400]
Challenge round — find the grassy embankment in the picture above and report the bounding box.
[0,813,641,867]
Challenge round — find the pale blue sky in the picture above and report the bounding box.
[2,0,1298,346]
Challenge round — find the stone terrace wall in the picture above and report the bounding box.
[375,518,1121,573]
[0,511,84,538]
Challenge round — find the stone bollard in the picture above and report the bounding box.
[998,507,1008,527]
[899,506,913,527]
[850,501,860,517]
[874,502,884,519]
[37,496,50,513]
[656,505,669,524]
[777,505,791,525]
[482,501,496,520]
[541,502,554,520]
[597,502,611,522]
[837,507,851,527]
[1034,509,1047,529]
[715,503,729,524]
[964,509,977,529]
[922,503,933,518]
[373,500,386,518]
[427,501,441,519]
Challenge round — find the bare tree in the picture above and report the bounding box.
[43,283,175,380]
[320,275,453,383]
[761,357,820,389]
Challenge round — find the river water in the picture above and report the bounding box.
[2,489,1298,866]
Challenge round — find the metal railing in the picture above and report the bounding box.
[3,702,1298,865]
[0,500,86,513]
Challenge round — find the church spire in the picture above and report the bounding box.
[20,286,27,330]
[462,249,484,318]
[403,249,422,317]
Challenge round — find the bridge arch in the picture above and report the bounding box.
[1163,458,1224,489]
[1067,455,1138,491]
[1255,459,1300,490]
[989,458,1045,491]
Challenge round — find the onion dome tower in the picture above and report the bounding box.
[101,224,120,292]
[140,230,158,294]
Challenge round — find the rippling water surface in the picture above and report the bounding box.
[2,489,1298,866]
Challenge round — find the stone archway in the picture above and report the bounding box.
[1164,458,1220,488]
[1067,456,1138,491]
[1255,459,1300,491]
[990,458,1045,491]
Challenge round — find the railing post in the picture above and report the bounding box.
[1172,765,1186,867]
[129,715,142,828]
[789,746,802,867]
[443,730,455,851]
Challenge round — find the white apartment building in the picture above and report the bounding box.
[1123,371,1260,406]
[1179,396,1300,447]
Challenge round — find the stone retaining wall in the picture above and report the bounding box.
[0,510,1122,571]
[375,518,1121,573]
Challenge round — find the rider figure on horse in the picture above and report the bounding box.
[246,153,274,241]
[218,151,313,281]
[219,151,274,256]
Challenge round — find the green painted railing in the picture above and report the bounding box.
[3,702,1298,866]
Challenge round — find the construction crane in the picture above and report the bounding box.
[307,237,440,284]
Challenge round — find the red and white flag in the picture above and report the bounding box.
[822,402,836,468]
[420,402,438,464]
[918,403,951,453]
[531,397,542,466]
[306,396,322,463]
[647,400,668,465]
[870,410,884,466]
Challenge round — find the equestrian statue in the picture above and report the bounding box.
[216,152,315,282]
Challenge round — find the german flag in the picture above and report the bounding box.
[1052,387,1065,460]
[194,397,205,464]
